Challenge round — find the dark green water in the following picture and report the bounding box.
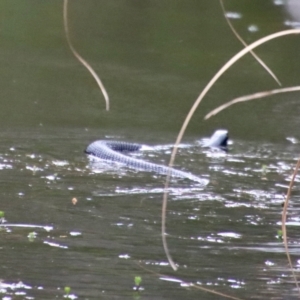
[1,1,300,299]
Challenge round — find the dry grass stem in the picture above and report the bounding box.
[205,86,300,120]
[137,262,245,300]
[63,0,110,110]
[220,0,281,86]
[162,29,300,271]
[162,176,177,271]
[281,158,300,294]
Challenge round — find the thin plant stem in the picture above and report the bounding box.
[220,0,281,86]
[281,158,300,295]
[162,178,177,270]
[162,29,300,271]
[205,86,300,120]
[63,0,110,110]
[137,262,245,300]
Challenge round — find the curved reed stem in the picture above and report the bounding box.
[63,0,110,110]
[281,158,300,295]
[220,0,281,86]
[162,29,300,271]
[205,86,300,120]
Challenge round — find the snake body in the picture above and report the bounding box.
[85,130,228,183]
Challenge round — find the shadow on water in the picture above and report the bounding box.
[1,0,300,299]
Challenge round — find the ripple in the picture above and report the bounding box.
[43,241,68,249]
[0,224,53,231]
[217,232,242,239]
[225,12,242,19]
[0,163,12,170]
[0,281,32,295]
[285,20,300,28]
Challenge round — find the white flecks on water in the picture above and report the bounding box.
[248,24,259,32]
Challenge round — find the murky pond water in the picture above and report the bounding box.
[1,128,300,299]
[1,1,300,299]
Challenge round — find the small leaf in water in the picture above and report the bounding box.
[27,232,37,242]
[64,286,71,295]
[277,230,283,240]
[0,211,5,218]
[261,164,268,179]
[134,276,142,286]
[133,276,144,292]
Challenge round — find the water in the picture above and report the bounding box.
[1,1,300,299]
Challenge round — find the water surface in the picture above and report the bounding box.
[1,1,300,299]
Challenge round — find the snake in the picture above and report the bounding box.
[85,129,228,183]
